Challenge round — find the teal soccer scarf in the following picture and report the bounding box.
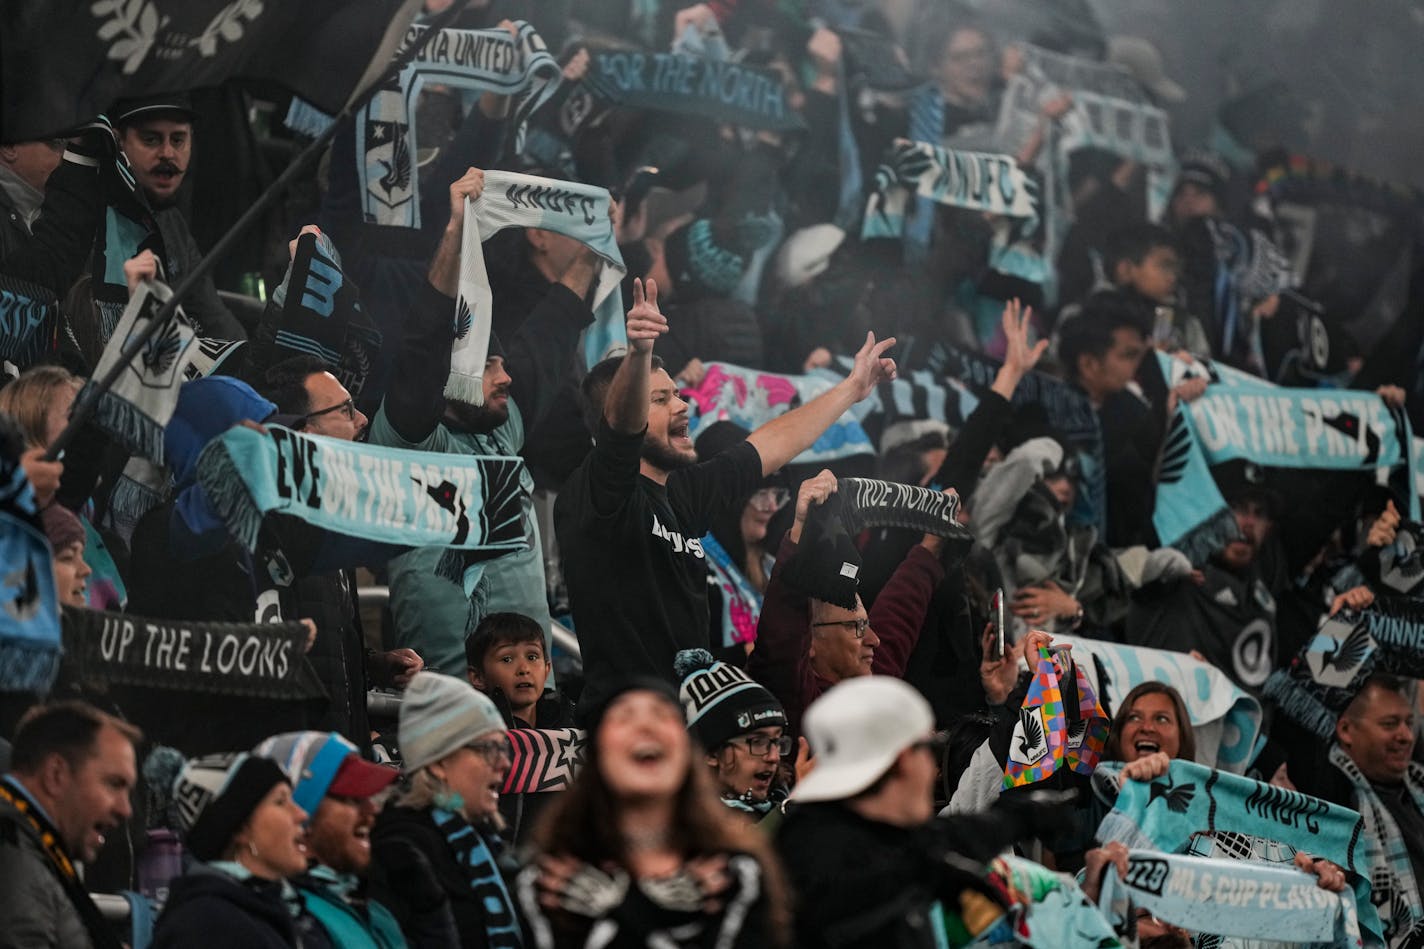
[0,441,60,692]
[1095,759,1385,947]
[1096,849,1362,947]
[195,425,526,557]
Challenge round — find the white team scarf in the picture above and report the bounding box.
[449,171,627,404]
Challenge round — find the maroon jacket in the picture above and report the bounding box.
[747,536,944,737]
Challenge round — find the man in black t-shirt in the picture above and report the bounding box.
[555,278,896,713]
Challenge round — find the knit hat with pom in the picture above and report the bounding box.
[674,648,786,750]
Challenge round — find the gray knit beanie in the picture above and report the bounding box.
[398,672,506,773]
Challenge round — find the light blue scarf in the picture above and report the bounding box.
[1095,759,1385,947]
[194,424,527,556]
[1096,849,1362,948]
[430,807,521,947]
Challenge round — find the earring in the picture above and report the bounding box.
[248,841,259,859]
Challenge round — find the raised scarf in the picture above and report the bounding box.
[1154,352,1421,566]
[1265,598,1424,740]
[1095,758,1385,946]
[1328,744,1424,944]
[863,138,1044,283]
[250,231,381,402]
[430,807,522,947]
[194,424,527,556]
[449,170,626,403]
[0,440,59,692]
[826,348,981,433]
[80,278,197,464]
[357,20,560,229]
[580,49,806,132]
[1057,636,1262,775]
[1001,647,1109,790]
[1096,849,1362,948]
[0,778,124,949]
[681,361,874,464]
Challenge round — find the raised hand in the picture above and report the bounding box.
[626,278,668,354]
[843,331,896,401]
[448,167,486,225]
[1367,500,1400,548]
[789,469,838,543]
[992,298,1047,399]
[123,249,160,298]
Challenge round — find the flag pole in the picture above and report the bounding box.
[45,0,471,460]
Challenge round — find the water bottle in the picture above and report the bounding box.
[137,829,183,907]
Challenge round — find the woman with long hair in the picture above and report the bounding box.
[518,679,789,948]
[699,422,788,651]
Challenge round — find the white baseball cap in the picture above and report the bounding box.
[792,676,935,803]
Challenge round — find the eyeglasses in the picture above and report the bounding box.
[810,618,870,639]
[300,398,356,425]
[464,738,512,766]
[748,487,790,512]
[727,734,794,758]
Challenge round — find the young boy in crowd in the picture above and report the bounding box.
[465,612,574,730]
[465,612,577,843]
[1103,223,1209,358]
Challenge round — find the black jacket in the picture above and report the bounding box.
[776,803,1016,949]
[152,867,330,949]
[297,569,371,754]
[369,805,521,949]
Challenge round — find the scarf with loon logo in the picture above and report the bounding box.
[449,170,626,404]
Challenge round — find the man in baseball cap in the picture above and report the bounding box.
[775,677,1061,948]
[253,731,407,946]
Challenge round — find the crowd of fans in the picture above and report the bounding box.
[3,0,1424,947]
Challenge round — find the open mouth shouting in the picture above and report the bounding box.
[1133,739,1160,758]
[669,415,692,449]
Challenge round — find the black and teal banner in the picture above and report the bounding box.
[581,49,806,133]
[62,606,324,700]
[195,425,527,555]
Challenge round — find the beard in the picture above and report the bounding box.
[641,435,697,473]
[444,398,509,434]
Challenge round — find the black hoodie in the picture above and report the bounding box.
[152,866,330,949]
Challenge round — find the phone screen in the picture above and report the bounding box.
[990,588,1005,660]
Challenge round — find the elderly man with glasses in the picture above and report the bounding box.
[748,469,950,740]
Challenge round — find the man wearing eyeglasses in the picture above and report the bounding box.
[262,354,423,753]
[749,470,949,738]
